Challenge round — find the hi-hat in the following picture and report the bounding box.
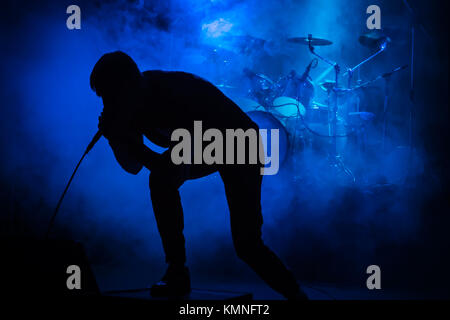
[287,37,333,46]
[319,81,352,95]
[319,81,337,91]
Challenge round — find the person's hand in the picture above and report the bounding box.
[98,110,123,140]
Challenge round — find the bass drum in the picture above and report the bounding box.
[272,96,306,119]
[246,111,290,166]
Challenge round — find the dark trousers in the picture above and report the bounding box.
[149,155,299,297]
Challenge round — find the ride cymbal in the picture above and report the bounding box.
[287,37,333,46]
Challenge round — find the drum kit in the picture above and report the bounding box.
[212,31,408,183]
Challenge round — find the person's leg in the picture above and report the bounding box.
[149,167,187,266]
[149,155,218,296]
[220,165,305,299]
[149,162,191,296]
[150,160,218,266]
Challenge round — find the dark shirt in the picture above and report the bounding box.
[136,70,258,149]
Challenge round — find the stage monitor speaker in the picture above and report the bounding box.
[0,237,100,298]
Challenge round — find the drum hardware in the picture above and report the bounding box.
[345,31,389,88]
[272,97,306,118]
[287,36,333,46]
[351,65,408,151]
[271,58,318,157]
[319,80,336,92]
[351,65,408,91]
[319,81,352,98]
[347,112,376,126]
[311,101,327,108]
[402,0,431,166]
[218,27,411,185]
[358,30,391,50]
[276,74,314,109]
[243,68,276,86]
[380,66,403,152]
[307,102,329,123]
[301,34,355,182]
[242,68,279,109]
[300,58,318,82]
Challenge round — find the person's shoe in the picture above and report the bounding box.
[150,265,191,297]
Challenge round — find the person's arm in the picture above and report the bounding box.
[108,135,164,174]
[107,134,143,175]
[99,111,162,174]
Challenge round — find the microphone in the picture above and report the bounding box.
[381,64,408,78]
[300,58,317,81]
[84,130,103,155]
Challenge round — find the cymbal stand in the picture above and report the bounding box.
[352,65,408,152]
[307,34,355,183]
[344,43,387,88]
[402,0,432,181]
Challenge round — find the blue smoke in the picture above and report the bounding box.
[0,0,439,291]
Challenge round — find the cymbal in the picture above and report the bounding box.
[319,81,352,95]
[319,81,336,91]
[287,37,333,46]
[347,112,376,126]
[243,68,275,85]
[255,73,275,85]
[358,30,391,49]
[311,101,328,109]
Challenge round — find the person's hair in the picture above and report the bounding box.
[90,51,141,97]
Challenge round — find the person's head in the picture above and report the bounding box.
[90,51,143,109]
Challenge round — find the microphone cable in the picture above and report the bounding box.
[44,130,102,239]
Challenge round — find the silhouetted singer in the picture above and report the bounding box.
[90,51,307,300]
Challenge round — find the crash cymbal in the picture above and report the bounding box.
[287,37,333,46]
[358,30,391,49]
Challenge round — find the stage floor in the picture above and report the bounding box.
[94,263,449,300]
